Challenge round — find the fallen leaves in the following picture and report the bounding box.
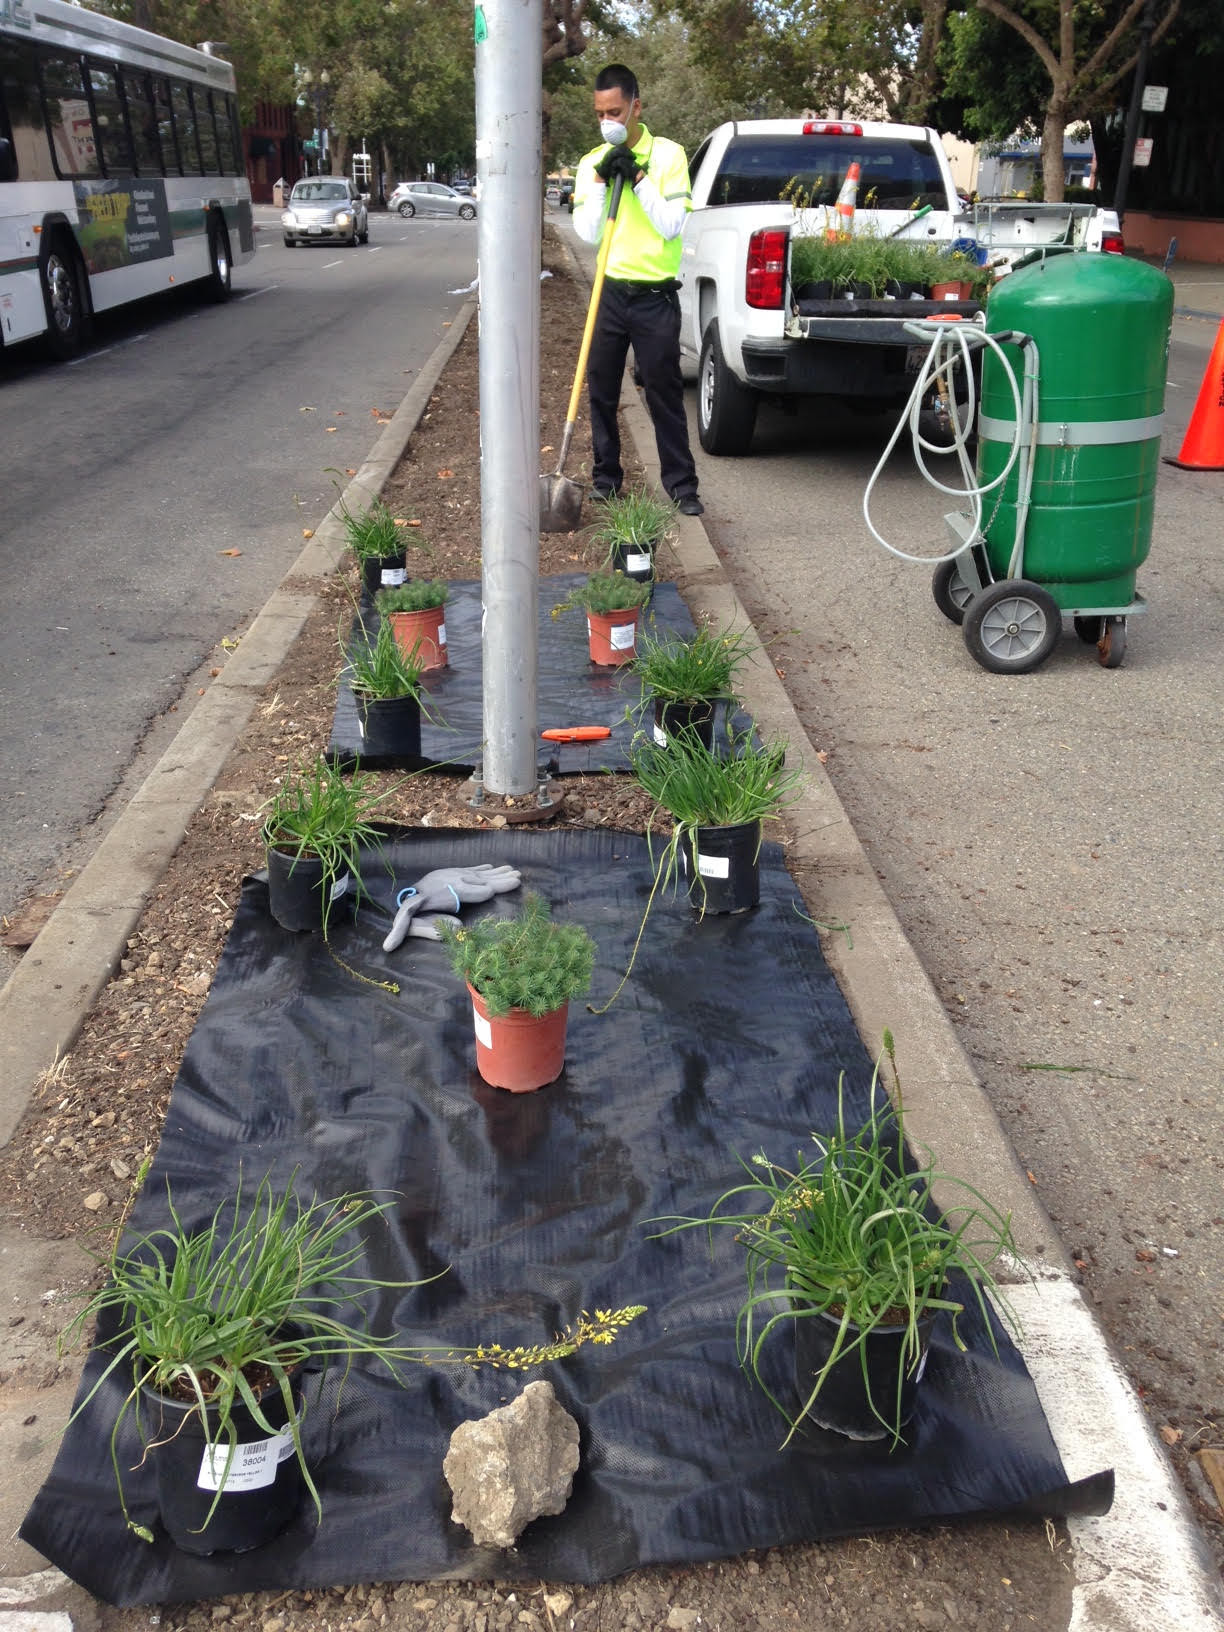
[1159,1425,1183,1445]
[301,529,314,539]
[437,468,454,479]
[219,548,242,557]
[326,426,338,434]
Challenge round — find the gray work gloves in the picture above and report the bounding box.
[382,864,522,951]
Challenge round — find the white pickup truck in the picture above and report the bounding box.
[678,117,1122,455]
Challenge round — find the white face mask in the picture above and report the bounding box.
[599,119,629,147]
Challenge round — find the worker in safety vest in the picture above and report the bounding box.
[572,64,703,517]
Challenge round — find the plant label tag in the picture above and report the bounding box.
[610,622,636,651]
[331,873,351,902]
[626,552,650,573]
[437,622,447,647]
[697,853,730,879]
[380,566,406,587]
[357,717,365,739]
[196,1430,294,1492]
[653,723,667,747]
[472,1006,493,1048]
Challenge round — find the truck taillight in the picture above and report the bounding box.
[746,228,788,309]
[802,121,864,137]
[1100,230,1125,254]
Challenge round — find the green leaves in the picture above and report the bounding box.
[629,623,756,704]
[439,891,596,1018]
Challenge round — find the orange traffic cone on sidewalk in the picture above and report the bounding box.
[826,161,860,242]
[1164,318,1224,470]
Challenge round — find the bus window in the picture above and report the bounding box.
[122,68,162,175]
[88,62,133,176]
[39,50,101,178]
[152,76,178,172]
[1,36,56,181]
[193,85,218,172]
[214,91,238,175]
[169,79,200,174]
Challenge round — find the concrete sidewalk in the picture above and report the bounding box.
[0,219,1220,1630]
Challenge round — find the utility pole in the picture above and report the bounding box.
[1113,0,1158,224]
[474,0,541,796]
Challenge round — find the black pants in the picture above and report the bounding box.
[587,281,699,500]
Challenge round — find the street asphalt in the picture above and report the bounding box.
[0,207,1221,1629]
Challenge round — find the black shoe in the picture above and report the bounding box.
[591,485,620,502]
[676,494,704,517]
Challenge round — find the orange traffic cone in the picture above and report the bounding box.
[1165,318,1224,470]
[825,161,860,242]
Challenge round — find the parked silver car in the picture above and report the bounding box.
[388,181,477,221]
[282,179,369,247]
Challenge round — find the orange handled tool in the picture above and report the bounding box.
[541,726,613,743]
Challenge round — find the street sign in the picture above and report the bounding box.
[1133,137,1154,168]
[1141,84,1169,112]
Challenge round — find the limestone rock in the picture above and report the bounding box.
[443,1380,580,1548]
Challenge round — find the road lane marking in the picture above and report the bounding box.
[322,259,344,268]
[238,284,280,301]
[67,333,149,366]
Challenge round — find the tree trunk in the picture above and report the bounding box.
[1042,100,1068,202]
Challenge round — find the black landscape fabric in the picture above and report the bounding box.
[329,576,749,775]
[23,828,1112,1605]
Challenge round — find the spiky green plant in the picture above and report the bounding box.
[565,571,653,615]
[260,757,387,930]
[649,1066,1021,1446]
[629,624,756,705]
[338,496,404,561]
[344,616,426,701]
[587,488,678,557]
[439,891,596,1018]
[63,1174,644,1542]
[375,580,448,614]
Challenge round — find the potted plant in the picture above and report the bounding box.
[630,726,803,915]
[650,1058,1021,1445]
[562,572,653,666]
[60,1175,435,1552]
[375,578,449,670]
[260,756,386,932]
[62,1173,647,1551]
[339,496,410,596]
[587,488,678,586]
[629,623,756,752]
[344,616,431,760]
[439,892,596,1092]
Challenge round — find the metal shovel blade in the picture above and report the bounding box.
[539,467,584,533]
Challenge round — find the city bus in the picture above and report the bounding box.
[0,0,254,359]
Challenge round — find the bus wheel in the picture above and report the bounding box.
[206,217,232,301]
[40,232,88,360]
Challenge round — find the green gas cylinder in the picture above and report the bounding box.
[977,251,1173,611]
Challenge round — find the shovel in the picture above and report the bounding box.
[540,172,626,533]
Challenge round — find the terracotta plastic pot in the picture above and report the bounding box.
[467,983,569,1092]
[361,553,407,596]
[143,1361,305,1554]
[677,818,761,914]
[793,1306,935,1442]
[586,606,641,666]
[265,847,353,933]
[930,280,973,301]
[652,696,716,752]
[387,605,447,670]
[357,692,421,759]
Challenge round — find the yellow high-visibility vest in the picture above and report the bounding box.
[574,126,691,283]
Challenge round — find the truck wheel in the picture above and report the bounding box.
[205,216,232,301]
[698,321,757,455]
[40,230,89,360]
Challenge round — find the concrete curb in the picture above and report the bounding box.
[557,224,1222,1630]
[0,298,477,1148]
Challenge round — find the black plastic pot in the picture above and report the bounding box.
[357,693,421,759]
[652,696,716,752]
[793,1306,935,1442]
[144,1365,306,1554]
[794,280,833,303]
[611,538,657,585]
[677,818,760,914]
[265,846,353,933]
[361,552,407,597]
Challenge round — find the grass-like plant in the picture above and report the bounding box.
[339,496,404,561]
[564,571,654,615]
[63,1173,645,1541]
[260,756,386,929]
[629,624,756,705]
[439,891,596,1018]
[375,580,448,614]
[344,617,427,701]
[631,725,803,834]
[649,1064,1020,1445]
[587,488,677,557]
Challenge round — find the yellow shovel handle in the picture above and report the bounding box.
[564,173,626,426]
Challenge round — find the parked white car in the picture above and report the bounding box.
[388,181,477,221]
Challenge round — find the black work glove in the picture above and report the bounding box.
[594,145,640,185]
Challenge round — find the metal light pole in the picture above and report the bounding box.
[1113,0,1157,224]
[474,0,541,795]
